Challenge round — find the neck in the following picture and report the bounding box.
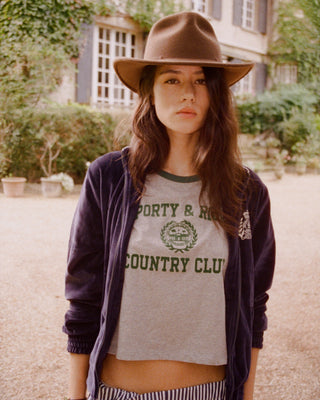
[163,132,198,176]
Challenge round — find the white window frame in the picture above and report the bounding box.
[242,0,255,30]
[275,64,298,85]
[92,25,137,107]
[191,0,207,13]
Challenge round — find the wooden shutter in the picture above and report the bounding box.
[258,0,268,34]
[255,63,268,94]
[76,24,94,104]
[212,0,222,20]
[233,0,243,26]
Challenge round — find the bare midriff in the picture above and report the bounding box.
[101,354,226,393]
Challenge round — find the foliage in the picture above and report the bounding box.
[237,84,318,135]
[270,0,320,84]
[126,0,184,31]
[276,111,319,154]
[0,0,94,58]
[0,38,69,111]
[95,0,184,31]
[237,84,320,160]
[0,0,95,113]
[0,104,115,181]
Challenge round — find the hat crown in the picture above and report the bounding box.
[144,12,222,63]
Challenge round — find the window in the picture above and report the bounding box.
[242,0,255,29]
[233,70,254,95]
[92,26,136,106]
[191,0,207,13]
[275,64,297,85]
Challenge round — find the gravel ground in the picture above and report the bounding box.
[0,172,319,400]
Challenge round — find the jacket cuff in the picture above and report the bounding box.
[252,331,264,349]
[67,336,95,354]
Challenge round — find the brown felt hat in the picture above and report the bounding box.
[114,11,254,93]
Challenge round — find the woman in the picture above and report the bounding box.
[63,12,275,400]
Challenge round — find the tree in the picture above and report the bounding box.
[270,0,320,84]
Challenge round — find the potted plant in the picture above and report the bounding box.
[1,176,27,197]
[40,172,74,197]
[37,126,63,197]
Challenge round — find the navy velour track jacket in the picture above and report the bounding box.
[63,147,275,400]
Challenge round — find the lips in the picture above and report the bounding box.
[176,107,197,117]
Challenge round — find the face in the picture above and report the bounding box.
[152,65,210,140]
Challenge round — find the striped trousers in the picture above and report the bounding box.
[91,380,226,400]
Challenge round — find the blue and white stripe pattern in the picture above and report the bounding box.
[93,380,226,400]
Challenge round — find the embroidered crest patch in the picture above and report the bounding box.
[239,210,252,240]
[160,220,198,253]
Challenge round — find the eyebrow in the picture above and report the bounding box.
[158,68,204,76]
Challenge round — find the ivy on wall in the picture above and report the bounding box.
[270,0,320,84]
[0,0,94,57]
[95,0,184,32]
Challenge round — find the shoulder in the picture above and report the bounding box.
[242,166,269,200]
[242,167,272,231]
[87,148,129,181]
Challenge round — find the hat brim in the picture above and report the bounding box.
[114,58,254,93]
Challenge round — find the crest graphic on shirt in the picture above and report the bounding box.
[160,220,198,253]
[238,210,252,240]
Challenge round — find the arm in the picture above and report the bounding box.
[243,348,259,400]
[251,177,275,348]
[63,162,105,396]
[68,353,90,399]
[63,163,105,352]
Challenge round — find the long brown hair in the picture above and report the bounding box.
[128,65,246,236]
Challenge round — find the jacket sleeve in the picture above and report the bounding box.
[62,162,105,354]
[250,176,276,348]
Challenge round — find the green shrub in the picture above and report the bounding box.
[275,110,317,153]
[0,108,42,179]
[237,84,318,137]
[236,100,261,135]
[0,104,115,182]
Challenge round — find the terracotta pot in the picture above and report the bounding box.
[1,177,27,197]
[40,177,62,197]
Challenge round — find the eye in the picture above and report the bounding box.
[195,78,207,85]
[165,78,179,84]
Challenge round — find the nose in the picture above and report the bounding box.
[181,82,195,102]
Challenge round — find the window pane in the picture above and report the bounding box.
[95,27,137,105]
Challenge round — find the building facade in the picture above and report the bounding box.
[69,0,274,107]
